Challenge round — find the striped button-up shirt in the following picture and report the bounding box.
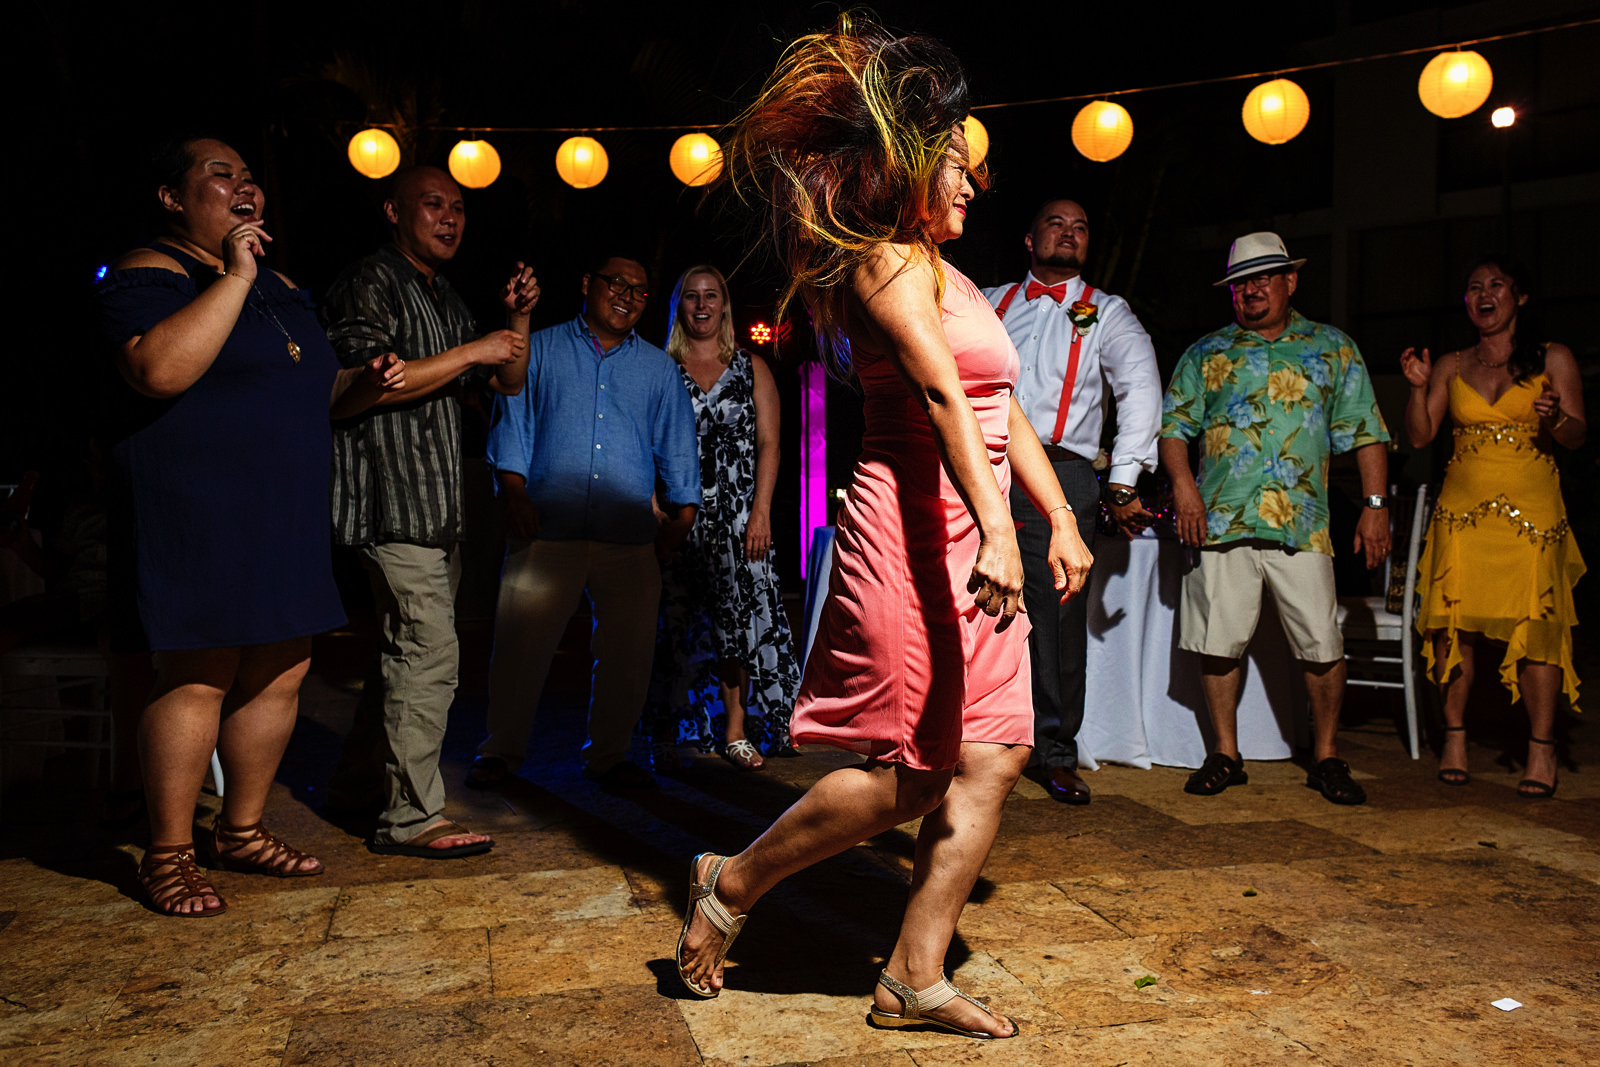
[322,245,480,547]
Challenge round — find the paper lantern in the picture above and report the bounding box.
[448,139,501,189]
[1071,101,1133,162]
[1241,79,1310,145]
[962,115,989,167]
[669,133,722,186]
[1418,50,1493,119]
[347,128,401,179]
[556,136,609,189]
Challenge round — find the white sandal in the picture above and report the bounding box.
[676,852,747,997]
[720,739,765,770]
[867,969,1017,1039]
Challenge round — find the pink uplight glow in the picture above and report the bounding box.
[799,362,828,577]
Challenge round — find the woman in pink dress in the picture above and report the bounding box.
[674,17,1093,1038]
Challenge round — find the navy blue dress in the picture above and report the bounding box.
[97,242,346,650]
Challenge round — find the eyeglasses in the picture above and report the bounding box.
[1228,271,1286,293]
[591,272,649,302]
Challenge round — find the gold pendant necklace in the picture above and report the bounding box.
[246,279,302,363]
[1472,344,1508,369]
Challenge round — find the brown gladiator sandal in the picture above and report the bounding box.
[139,844,227,917]
[211,820,324,877]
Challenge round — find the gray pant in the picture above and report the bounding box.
[331,542,460,845]
[1012,456,1100,770]
[477,539,661,773]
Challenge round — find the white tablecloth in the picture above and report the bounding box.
[801,526,1307,770]
[1080,532,1306,770]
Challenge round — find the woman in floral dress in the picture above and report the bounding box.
[647,265,800,769]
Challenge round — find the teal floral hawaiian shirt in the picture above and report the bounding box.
[1161,309,1390,555]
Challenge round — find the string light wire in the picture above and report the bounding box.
[335,17,1595,134]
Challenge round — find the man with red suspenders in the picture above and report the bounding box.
[984,199,1163,804]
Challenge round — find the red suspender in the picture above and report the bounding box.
[993,282,1023,320]
[1049,284,1095,445]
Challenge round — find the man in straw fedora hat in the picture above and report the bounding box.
[1159,232,1392,806]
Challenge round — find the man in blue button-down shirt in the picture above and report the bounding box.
[470,254,701,789]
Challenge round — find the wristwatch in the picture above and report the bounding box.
[1364,494,1388,510]
[1106,486,1139,507]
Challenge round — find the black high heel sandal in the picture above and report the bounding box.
[1437,726,1469,786]
[1518,737,1558,799]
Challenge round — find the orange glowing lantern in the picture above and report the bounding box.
[347,128,402,179]
[1241,79,1310,144]
[1071,101,1133,162]
[556,136,609,189]
[669,133,722,186]
[448,139,501,189]
[1418,50,1493,119]
[962,115,989,167]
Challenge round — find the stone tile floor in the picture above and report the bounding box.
[1,628,1597,1065]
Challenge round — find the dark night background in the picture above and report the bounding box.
[7,0,1598,610]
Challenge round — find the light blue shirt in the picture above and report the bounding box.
[488,315,701,545]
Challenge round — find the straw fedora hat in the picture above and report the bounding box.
[1214,231,1307,286]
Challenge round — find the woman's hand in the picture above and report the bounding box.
[969,533,1026,631]
[1048,520,1095,602]
[502,262,540,316]
[1534,384,1563,423]
[1399,347,1432,390]
[742,509,772,560]
[220,221,271,282]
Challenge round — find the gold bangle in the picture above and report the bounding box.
[223,271,251,284]
[1552,413,1570,431]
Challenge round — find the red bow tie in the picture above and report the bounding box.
[1025,280,1068,303]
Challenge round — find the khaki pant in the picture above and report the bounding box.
[330,543,460,845]
[478,539,661,772]
[1179,542,1343,663]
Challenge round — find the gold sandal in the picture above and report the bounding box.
[676,853,746,997]
[867,969,1017,1040]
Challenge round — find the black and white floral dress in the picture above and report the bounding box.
[646,348,800,753]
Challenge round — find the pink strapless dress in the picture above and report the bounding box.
[790,263,1034,771]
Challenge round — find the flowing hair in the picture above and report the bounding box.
[1468,255,1546,384]
[665,264,738,366]
[720,12,983,377]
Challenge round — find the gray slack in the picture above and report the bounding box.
[331,542,460,845]
[477,538,662,773]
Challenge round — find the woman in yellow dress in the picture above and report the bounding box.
[1401,258,1585,797]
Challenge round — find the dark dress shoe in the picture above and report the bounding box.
[1046,767,1091,805]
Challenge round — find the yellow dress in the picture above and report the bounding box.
[1416,370,1584,709]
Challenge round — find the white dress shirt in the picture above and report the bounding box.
[983,272,1162,488]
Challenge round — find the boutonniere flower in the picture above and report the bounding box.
[1068,299,1099,338]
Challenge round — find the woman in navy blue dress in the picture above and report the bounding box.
[98,138,403,916]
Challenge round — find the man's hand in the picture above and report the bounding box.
[466,329,528,367]
[502,262,540,317]
[1105,484,1156,540]
[1173,481,1208,547]
[656,505,695,563]
[1352,506,1390,569]
[365,352,406,393]
[501,478,540,540]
